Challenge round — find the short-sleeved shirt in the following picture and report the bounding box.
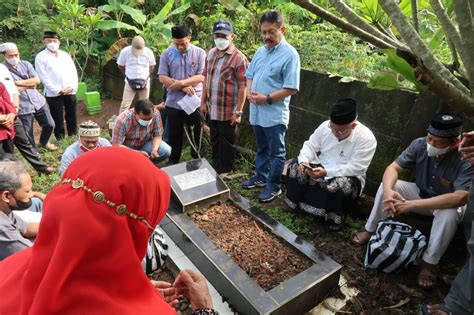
[158,44,206,110]
[3,60,46,115]
[204,45,248,121]
[395,137,474,198]
[0,211,32,260]
[245,39,300,127]
[59,138,112,175]
[117,46,156,82]
[112,109,163,148]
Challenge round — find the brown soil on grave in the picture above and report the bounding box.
[191,203,313,291]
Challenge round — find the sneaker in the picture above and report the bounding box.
[258,188,282,202]
[242,176,266,189]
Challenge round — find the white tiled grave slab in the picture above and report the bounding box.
[163,231,235,315]
[162,159,229,212]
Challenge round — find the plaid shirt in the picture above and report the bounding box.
[112,109,163,148]
[204,45,248,121]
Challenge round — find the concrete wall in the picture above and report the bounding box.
[102,61,471,195]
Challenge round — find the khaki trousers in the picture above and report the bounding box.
[119,81,150,114]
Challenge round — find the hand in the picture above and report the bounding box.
[0,113,15,128]
[200,103,207,117]
[230,113,241,125]
[151,280,179,307]
[248,91,267,105]
[154,102,166,111]
[139,150,150,158]
[32,191,47,200]
[17,86,27,92]
[382,189,405,217]
[60,87,73,95]
[173,269,213,311]
[14,80,24,86]
[182,86,195,96]
[298,162,309,173]
[150,149,160,159]
[169,80,184,91]
[392,199,417,214]
[305,166,326,179]
[460,132,474,164]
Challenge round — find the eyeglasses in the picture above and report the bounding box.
[328,123,352,135]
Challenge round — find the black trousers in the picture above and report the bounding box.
[46,94,77,140]
[209,119,236,173]
[12,118,49,172]
[165,107,202,164]
[0,139,14,157]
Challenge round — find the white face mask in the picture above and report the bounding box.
[47,42,59,52]
[138,118,152,127]
[6,57,20,66]
[426,143,450,157]
[214,38,230,51]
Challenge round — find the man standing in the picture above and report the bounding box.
[158,26,206,164]
[1,42,56,151]
[0,58,54,174]
[60,121,111,175]
[285,99,377,230]
[0,161,39,260]
[117,36,156,114]
[200,20,248,175]
[35,31,78,142]
[242,10,300,202]
[112,99,171,163]
[353,113,474,289]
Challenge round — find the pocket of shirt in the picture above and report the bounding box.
[266,67,282,83]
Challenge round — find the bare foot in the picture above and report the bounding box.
[352,230,372,246]
[424,304,448,315]
[418,262,438,289]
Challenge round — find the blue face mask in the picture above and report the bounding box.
[138,118,152,127]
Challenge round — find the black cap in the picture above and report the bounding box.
[427,113,463,138]
[43,31,59,39]
[330,98,357,125]
[213,19,233,35]
[171,26,190,39]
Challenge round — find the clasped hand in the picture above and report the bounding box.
[382,190,416,217]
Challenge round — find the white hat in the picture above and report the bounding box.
[0,42,18,53]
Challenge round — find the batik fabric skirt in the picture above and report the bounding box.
[285,160,361,224]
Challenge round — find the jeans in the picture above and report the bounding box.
[119,81,150,114]
[18,104,55,147]
[46,94,77,140]
[129,139,172,163]
[253,124,287,192]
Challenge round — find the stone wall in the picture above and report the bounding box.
[102,61,472,195]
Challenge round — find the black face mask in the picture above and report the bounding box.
[10,195,32,211]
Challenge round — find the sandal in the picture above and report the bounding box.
[327,213,344,231]
[352,231,372,246]
[418,262,438,290]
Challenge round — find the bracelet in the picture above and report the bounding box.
[192,308,219,315]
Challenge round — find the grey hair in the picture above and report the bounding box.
[0,161,29,194]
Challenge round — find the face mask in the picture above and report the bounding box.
[80,144,98,152]
[138,119,152,127]
[214,38,230,51]
[427,143,450,157]
[10,195,32,211]
[6,57,20,66]
[47,42,59,52]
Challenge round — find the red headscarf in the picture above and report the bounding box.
[0,147,177,315]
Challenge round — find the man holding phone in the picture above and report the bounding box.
[285,98,377,230]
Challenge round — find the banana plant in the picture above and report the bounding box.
[97,0,190,61]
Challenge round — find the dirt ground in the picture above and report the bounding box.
[32,99,467,314]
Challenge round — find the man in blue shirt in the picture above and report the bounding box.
[242,10,300,202]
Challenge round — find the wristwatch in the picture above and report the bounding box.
[266,94,273,104]
[234,110,243,117]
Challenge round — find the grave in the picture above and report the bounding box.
[161,159,341,315]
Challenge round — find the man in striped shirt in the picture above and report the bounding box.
[200,20,248,175]
[112,99,171,163]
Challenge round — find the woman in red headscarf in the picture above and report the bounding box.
[0,82,16,156]
[0,147,214,314]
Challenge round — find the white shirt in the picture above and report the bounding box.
[297,120,377,190]
[117,46,155,82]
[34,48,78,97]
[0,63,19,101]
